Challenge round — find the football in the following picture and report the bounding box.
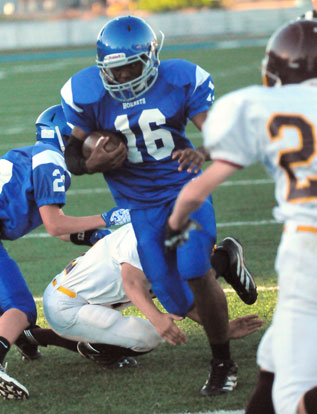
[82,130,124,159]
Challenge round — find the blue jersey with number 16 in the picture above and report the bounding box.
[61,59,214,209]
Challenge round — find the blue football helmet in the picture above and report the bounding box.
[35,105,72,153]
[96,15,164,102]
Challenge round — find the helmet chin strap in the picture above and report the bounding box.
[262,69,282,87]
[55,126,65,153]
[270,72,282,87]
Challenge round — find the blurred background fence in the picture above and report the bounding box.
[0,0,311,15]
[0,0,312,50]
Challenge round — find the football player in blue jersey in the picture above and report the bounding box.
[0,104,131,401]
[61,15,258,396]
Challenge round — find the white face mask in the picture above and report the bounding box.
[96,31,165,102]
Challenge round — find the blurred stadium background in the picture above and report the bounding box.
[0,0,312,51]
[0,0,311,16]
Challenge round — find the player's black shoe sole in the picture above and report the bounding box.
[77,342,137,369]
[212,237,258,305]
[200,359,238,396]
[0,364,29,400]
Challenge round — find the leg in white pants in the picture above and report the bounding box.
[43,282,164,353]
[258,226,317,414]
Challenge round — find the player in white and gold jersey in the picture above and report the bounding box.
[41,223,262,369]
[165,19,317,414]
[43,224,165,356]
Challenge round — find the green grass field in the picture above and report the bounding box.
[0,42,281,414]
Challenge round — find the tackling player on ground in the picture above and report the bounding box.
[15,224,263,369]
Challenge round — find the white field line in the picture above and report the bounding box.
[165,411,244,414]
[0,59,87,82]
[0,37,261,82]
[33,286,278,302]
[63,178,274,197]
[0,131,199,143]
[0,134,204,146]
[32,177,271,199]
[22,217,279,240]
[15,176,277,242]
[0,42,259,139]
[225,286,278,293]
[14,177,276,239]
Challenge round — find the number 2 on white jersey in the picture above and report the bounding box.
[268,114,317,203]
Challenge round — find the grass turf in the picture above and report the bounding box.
[0,41,280,413]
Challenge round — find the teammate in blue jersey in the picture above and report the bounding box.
[0,104,130,401]
[61,15,257,396]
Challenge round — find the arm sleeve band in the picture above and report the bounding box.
[64,135,89,175]
[70,229,97,246]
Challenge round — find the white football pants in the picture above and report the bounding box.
[43,281,164,352]
[257,222,317,414]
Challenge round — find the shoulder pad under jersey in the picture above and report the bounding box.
[70,66,107,105]
[159,59,205,87]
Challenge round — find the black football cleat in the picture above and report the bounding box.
[15,328,41,362]
[77,342,137,369]
[0,363,29,400]
[212,237,258,305]
[200,359,238,396]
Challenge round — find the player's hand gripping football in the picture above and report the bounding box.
[164,219,202,252]
[86,136,127,173]
[172,148,206,173]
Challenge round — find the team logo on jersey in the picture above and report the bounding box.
[122,98,146,109]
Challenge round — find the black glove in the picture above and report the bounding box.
[164,219,202,252]
[70,229,111,246]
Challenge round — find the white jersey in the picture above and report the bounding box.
[202,81,317,225]
[52,223,143,307]
[203,79,317,413]
[43,223,162,351]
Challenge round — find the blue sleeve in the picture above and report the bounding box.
[33,164,67,208]
[32,149,69,208]
[185,64,215,120]
[61,95,93,134]
[61,66,105,134]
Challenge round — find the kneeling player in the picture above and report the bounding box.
[16,224,262,369]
